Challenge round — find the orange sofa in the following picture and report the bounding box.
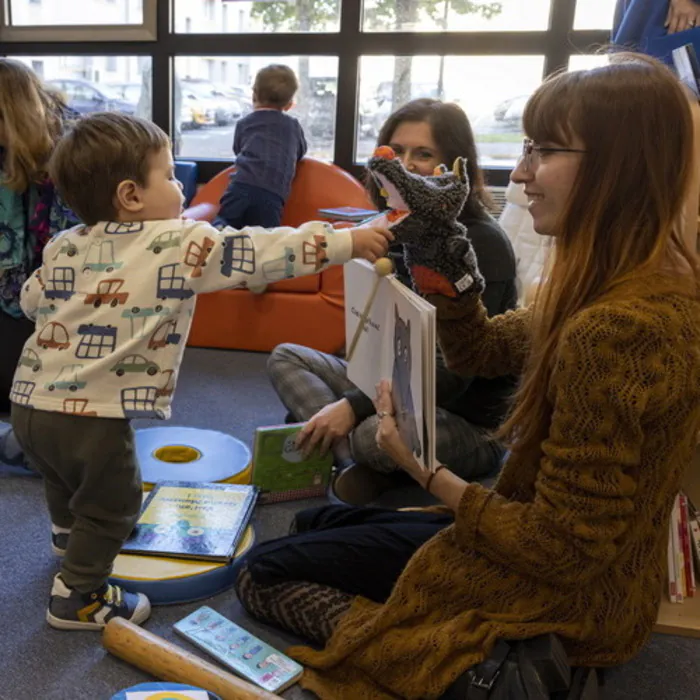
[183,157,376,354]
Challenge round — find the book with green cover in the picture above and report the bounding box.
[120,481,258,562]
[252,422,333,503]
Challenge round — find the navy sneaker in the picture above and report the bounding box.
[51,525,71,557]
[47,574,151,630]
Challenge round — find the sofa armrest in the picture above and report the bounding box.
[184,202,219,223]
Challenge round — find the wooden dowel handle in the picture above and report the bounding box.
[103,618,279,700]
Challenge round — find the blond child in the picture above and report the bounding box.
[10,112,391,631]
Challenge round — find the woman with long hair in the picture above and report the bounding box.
[233,54,700,699]
[267,98,517,505]
[0,59,79,461]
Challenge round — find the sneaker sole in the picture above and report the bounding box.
[50,544,66,557]
[46,594,151,631]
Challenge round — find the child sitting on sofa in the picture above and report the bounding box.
[9,111,391,632]
[215,64,307,229]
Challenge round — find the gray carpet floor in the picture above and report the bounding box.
[1,347,698,699]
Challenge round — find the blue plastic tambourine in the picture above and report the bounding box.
[110,681,222,699]
[135,426,252,489]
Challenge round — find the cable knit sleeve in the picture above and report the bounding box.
[453,303,665,586]
[430,292,532,378]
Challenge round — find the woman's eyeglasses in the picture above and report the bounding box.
[520,138,587,171]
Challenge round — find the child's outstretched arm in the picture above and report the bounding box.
[178,220,392,295]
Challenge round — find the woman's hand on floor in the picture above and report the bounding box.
[666,0,700,33]
[373,380,427,486]
[296,399,356,458]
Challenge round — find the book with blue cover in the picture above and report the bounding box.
[317,205,378,222]
[120,481,257,562]
[174,606,303,694]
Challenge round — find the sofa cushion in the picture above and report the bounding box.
[266,275,320,293]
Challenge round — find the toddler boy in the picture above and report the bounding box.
[10,112,390,630]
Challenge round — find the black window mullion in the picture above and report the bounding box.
[334,0,362,174]
[545,0,578,75]
[150,0,171,135]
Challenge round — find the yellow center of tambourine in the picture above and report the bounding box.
[153,445,202,463]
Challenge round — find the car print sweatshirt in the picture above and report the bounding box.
[11,218,352,420]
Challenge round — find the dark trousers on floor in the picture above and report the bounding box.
[11,404,142,593]
[240,505,477,699]
[244,504,454,603]
[215,181,285,230]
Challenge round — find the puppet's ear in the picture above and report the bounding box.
[433,164,448,175]
[452,157,468,182]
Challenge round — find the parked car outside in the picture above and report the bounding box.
[47,79,136,116]
[181,79,242,126]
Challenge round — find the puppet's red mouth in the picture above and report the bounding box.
[372,172,408,212]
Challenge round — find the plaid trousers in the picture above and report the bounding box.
[267,343,505,479]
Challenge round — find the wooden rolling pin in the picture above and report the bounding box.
[103,618,279,700]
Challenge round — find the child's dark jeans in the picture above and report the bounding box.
[11,403,141,593]
[215,181,285,229]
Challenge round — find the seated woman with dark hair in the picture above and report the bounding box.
[267,98,517,505]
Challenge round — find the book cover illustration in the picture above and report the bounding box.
[121,481,257,562]
[252,423,333,503]
[391,304,422,458]
[344,259,435,470]
[174,606,303,694]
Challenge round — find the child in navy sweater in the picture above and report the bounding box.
[216,65,307,229]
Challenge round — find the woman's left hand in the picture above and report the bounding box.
[666,0,700,34]
[373,380,427,486]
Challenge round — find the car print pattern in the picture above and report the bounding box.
[14,218,349,419]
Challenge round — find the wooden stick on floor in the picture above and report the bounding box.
[103,618,279,700]
[345,257,394,363]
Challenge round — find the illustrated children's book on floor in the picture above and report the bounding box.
[174,606,303,694]
[121,481,257,562]
[252,422,333,503]
[344,258,437,471]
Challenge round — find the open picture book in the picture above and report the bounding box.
[344,258,437,471]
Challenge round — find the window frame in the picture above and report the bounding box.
[0,0,610,185]
[0,0,157,42]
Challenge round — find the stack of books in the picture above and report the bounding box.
[667,491,700,603]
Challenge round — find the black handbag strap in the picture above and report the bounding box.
[467,639,512,700]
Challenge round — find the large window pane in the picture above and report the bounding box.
[10,56,151,120]
[8,0,143,26]
[574,0,617,30]
[356,55,545,168]
[176,56,338,161]
[568,54,610,71]
[174,0,340,34]
[362,0,551,32]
